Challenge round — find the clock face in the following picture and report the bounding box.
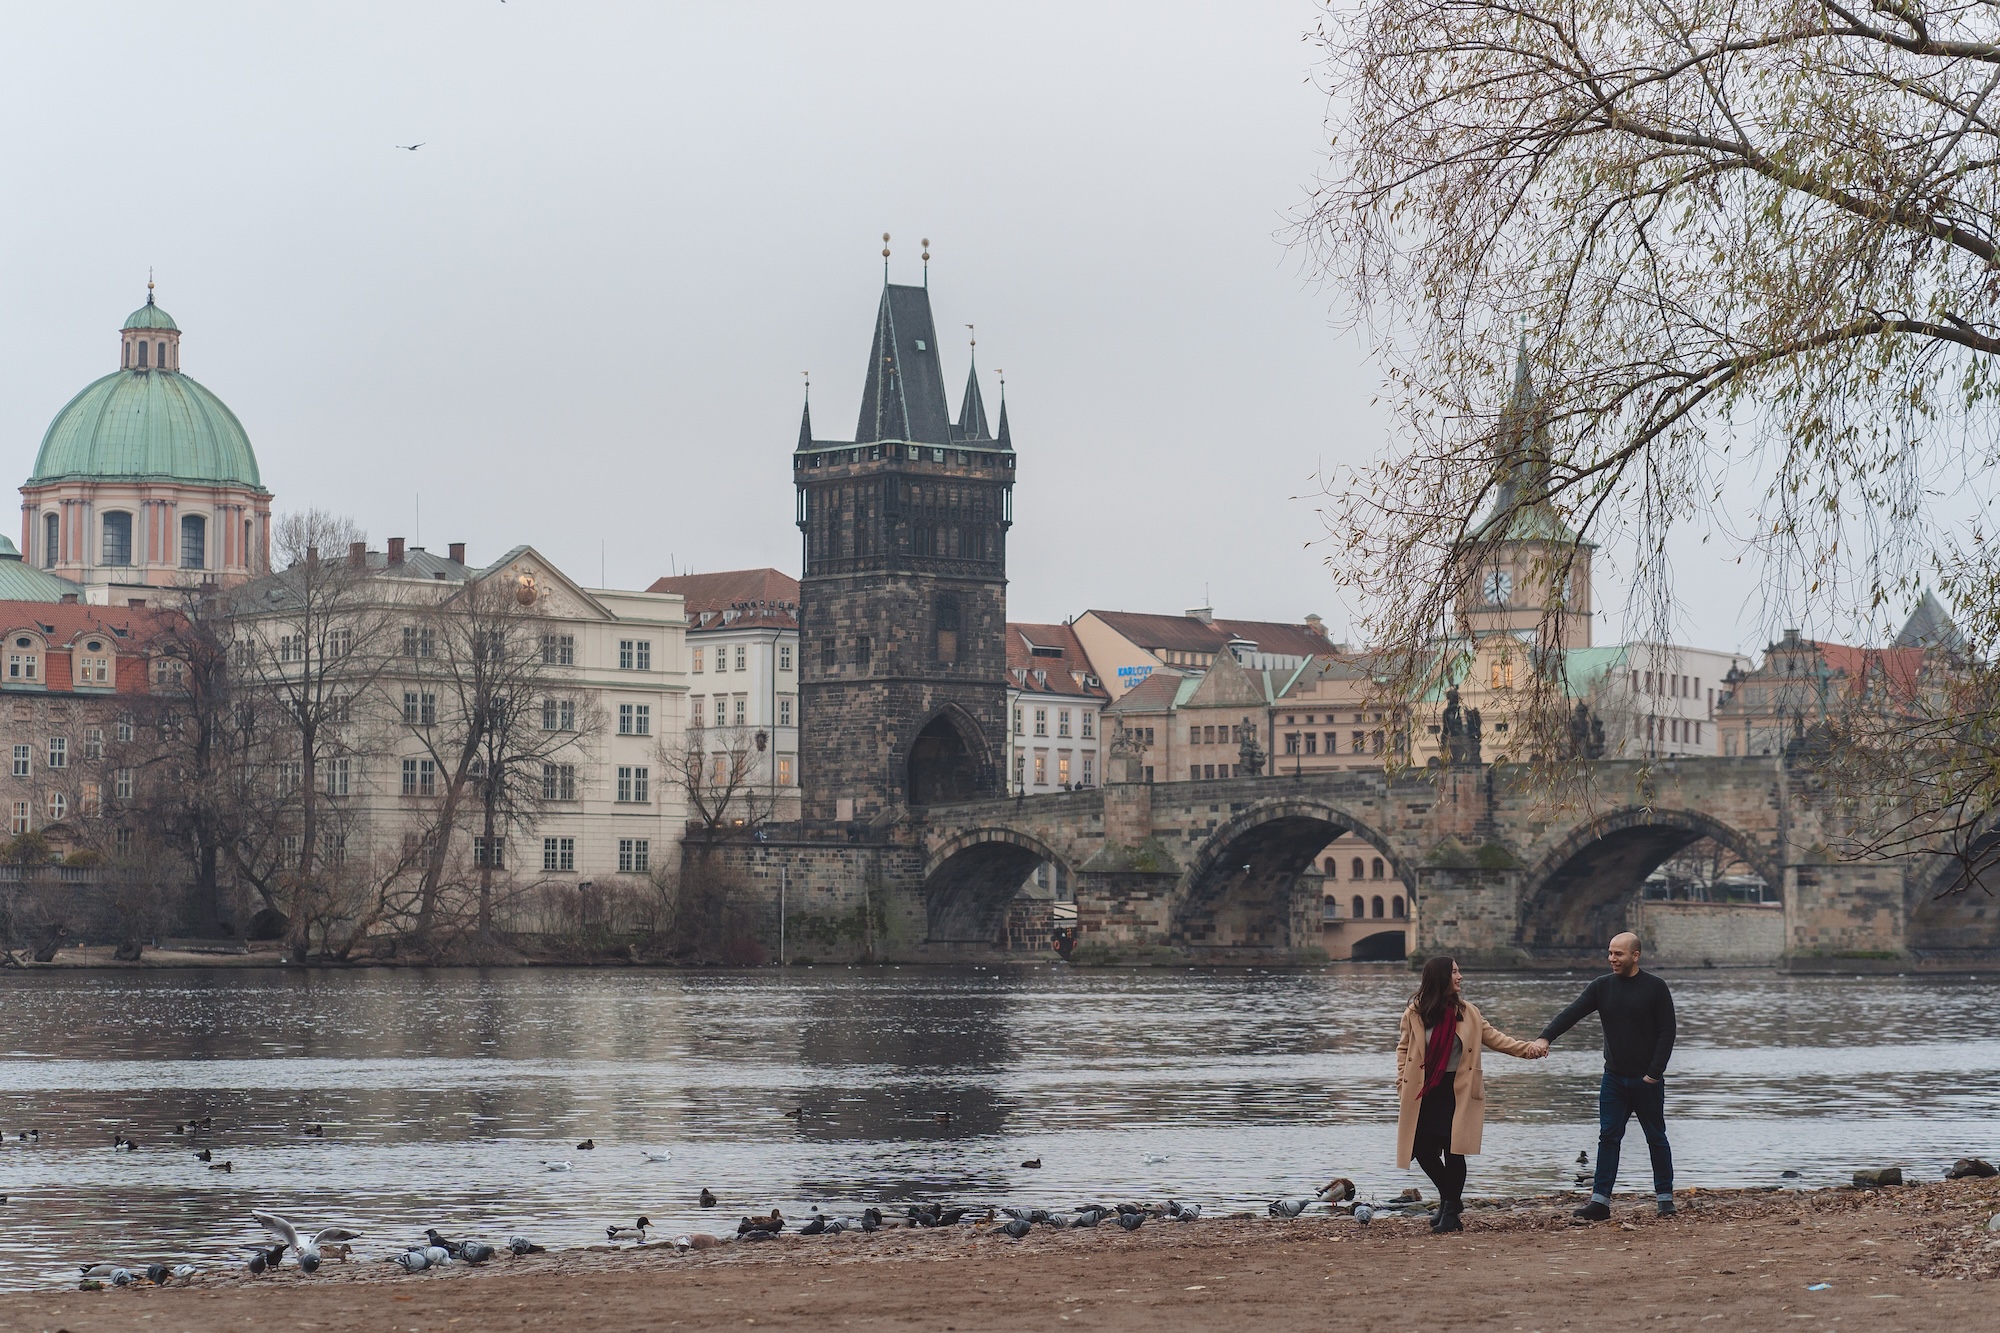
[1482,570,1513,606]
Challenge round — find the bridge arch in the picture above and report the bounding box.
[1175,797,1407,953]
[922,826,1070,945]
[1909,818,2000,958]
[1519,806,1778,962]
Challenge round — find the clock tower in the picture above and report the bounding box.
[1459,344,1593,650]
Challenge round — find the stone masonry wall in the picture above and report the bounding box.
[1636,900,1785,966]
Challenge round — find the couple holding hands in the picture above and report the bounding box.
[1394,932,1678,1232]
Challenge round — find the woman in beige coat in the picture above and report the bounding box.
[1396,955,1543,1232]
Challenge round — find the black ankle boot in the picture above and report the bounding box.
[1433,1203,1464,1233]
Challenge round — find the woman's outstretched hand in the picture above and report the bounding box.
[1526,1038,1550,1059]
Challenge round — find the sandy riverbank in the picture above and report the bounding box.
[3,1180,1994,1332]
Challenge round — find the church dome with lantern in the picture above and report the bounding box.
[19,285,273,596]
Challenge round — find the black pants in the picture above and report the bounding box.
[1412,1081,1467,1209]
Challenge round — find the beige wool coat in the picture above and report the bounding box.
[1394,999,1538,1166]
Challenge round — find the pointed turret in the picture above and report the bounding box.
[996,396,1011,450]
[954,358,990,441]
[797,396,813,452]
[854,283,953,445]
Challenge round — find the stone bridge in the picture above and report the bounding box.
[714,758,2000,968]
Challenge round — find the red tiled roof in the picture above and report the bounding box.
[649,569,799,629]
[1007,622,1107,698]
[1086,610,1331,659]
[0,600,180,697]
[1103,669,1186,714]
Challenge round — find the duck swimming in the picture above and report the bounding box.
[606,1216,650,1241]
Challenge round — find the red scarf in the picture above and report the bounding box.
[1418,1004,1462,1099]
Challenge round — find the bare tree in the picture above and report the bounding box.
[393,571,597,949]
[661,722,777,844]
[1300,0,2000,767]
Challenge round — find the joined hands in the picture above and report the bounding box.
[1526,1038,1550,1059]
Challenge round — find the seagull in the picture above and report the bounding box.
[1268,1198,1310,1218]
[606,1216,650,1241]
[542,1160,572,1172]
[395,143,425,152]
[639,1149,672,1162]
[508,1235,545,1255]
[251,1210,361,1274]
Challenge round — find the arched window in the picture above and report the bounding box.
[137,341,148,368]
[123,341,131,367]
[1351,856,1365,879]
[1322,857,1336,876]
[1371,857,1385,880]
[1371,895,1385,918]
[1392,895,1406,919]
[156,341,166,367]
[1351,895,1365,920]
[101,512,133,566]
[43,513,58,568]
[180,515,207,570]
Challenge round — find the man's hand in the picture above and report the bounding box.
[1643,1075,1660,1084]
[1527,1038,1550,1058]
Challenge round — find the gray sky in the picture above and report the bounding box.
[0,1,1792,654]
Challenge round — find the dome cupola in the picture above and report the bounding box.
[120,280,181,370]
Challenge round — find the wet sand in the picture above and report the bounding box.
[3,1180,1995,1331]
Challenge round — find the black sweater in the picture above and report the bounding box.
[1539,970,1677,1080]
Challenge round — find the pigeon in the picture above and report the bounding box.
[860,1207,883,1233]
[145,1264,170,1285]
[422,1246,452,1266]
[424,1228,465,1256]
[460,1242,496,1263]
[1020,1158,1042,1169]
[576,1139,596,1151]
[1167,1199,1201,1221]
[1268,1198,1310,1219]
[170,1264,198,1285]
[639,1149,673,1163]
[1070,1207,1108,1228]
[1354,1202,1376,1225]
[251,1210,361,1274]
[542,1160,572,1172]
[246,1246,280,1275]
[393,1249,430,1272]
[699,1188,717,1208]
[822,1218,851,1235]
[110,1267,135,1286]
[998,1217,1032,1238]
[195,1149,213,1163]
[1317,1177,1357,1203]
[508,1236,545,1255]
[1115,1210,1145,1231]
[606,1216,650,1241]
[799,1212,828,1236]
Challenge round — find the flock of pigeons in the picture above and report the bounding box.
[54,1119,1411,1289]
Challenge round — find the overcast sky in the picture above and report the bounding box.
[0,2,1822,655]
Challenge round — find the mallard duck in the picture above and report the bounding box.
[606,1216,650,1241]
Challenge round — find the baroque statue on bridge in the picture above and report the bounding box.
[1237,716,1266,776]
[1442,687,1484,766]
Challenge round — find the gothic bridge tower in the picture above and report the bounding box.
[794,273,1015,822]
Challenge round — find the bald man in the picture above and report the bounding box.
[1530,932,1677,1220]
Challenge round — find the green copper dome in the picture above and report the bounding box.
[122,294,179,331]
[30,368,263,490]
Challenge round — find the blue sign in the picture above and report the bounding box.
[1117,665,1153,683]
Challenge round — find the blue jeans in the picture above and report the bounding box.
[1592,1072,1674,1202]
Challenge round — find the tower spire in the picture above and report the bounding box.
[146,267,155,306]
[954,325,990,441]
[797,372,813,450]
[882,232,890,283]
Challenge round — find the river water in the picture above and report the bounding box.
[0,965,1995,1289]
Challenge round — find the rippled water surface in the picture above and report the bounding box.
[1,965,1996,1288]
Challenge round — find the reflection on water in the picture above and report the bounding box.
[1,966,1996,1288]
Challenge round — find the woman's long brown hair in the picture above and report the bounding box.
[1411,955,1459,1028]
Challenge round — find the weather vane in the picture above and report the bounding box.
[882,232,891,279]
[966,323,975,348]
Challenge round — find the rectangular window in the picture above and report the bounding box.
[1284,733,1300,755]
[542,633,575,666]
[1352,730,1366,754]
[1034,708,1048,737]
[1057,755,1071,786]
[618,838,651,873]
[692,647,705,673]
[115,826,132,854]
[735,645,747,672]
[11,744,28,777]
[778,697,793,727]
[1081,755,1093,785]
[1304,733,1318,755]
[619,703,634,735]
[713,647,726,673]
[403,626,435,658]
[1204,764,1217,780]
[114,768,133,800]
[404,692,419,724]
[1081,713,1094,739]
[474,837,506,868]
[542,837,576,872]
[715,697,727,726]
[1014,705,1024,733]
[1372,731,1384,754]
[277,761,302,795]
[618,639,652,670]
[1057,710,1072,738]
[84,728,104,760]
[734,697,746,725]
[542,763,578,800]
[47,737,66,769]
[410,693,435,726]
[779,644,792,672]
[616,765,651,803]
[330,628,352,658]
[401,758,418,795]
[117,717,134,743]
[1033,753,1047,784]
[10,801,28,834]
[821,638,836,669]
[326,757,350,796]
[777,756,793,786]
[1189,765,1201,781]
[855,636,872,667]
[80,656,109,683]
